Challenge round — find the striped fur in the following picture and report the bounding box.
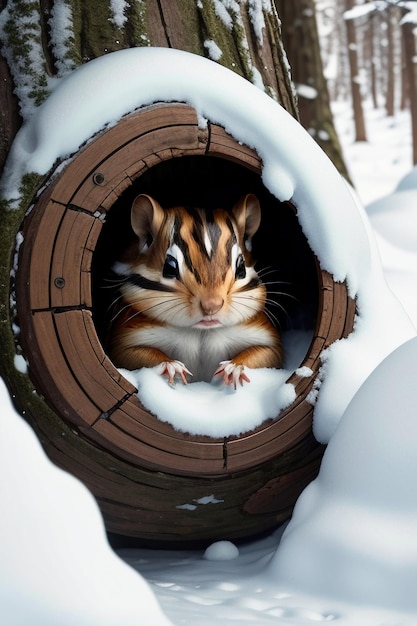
[109,194,283,383]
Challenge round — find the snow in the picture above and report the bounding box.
[203,541,240,561]
[119,329,307,437]
[212,0,237,30]
[2,46,417,625]
[175,494,225,511]
[48,0,77,77]
[395,164,417,192]
[13,353,28,374]
[110,0,129,29]
[296,83,319,100]
[247,0,270,43]
[271,336,417,614]
[366,190,417,328]
[401,2,417,26]
[343,1,412,22]
[333,102,417,330]
[204,39,223,61]
[333,101,412,206]
[343,3,380,21]
[124,365,296,437]
[1,46,414,442]
[0,377,170,626]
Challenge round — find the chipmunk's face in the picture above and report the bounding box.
[116,194,266,329]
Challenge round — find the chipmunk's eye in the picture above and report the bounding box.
[163,254,179,279]
[235,254,246,280]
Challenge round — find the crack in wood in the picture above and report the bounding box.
[93,392,134,425]
[156,0,172,47]
[31,305,92,315]
[223,437,228,470]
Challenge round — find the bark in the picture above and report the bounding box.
[0,51,20,174]
[366,8,379,109]
[385,6,395,117]
[401,27,409,111]
[344,0,367,142]
[402,19,417,164]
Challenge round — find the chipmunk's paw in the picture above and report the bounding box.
[154,360,192,387]
[214,360,250,390]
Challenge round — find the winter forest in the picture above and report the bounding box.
[316,1,417,159]
[1,1,417,625]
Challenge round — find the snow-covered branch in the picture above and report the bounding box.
[344,0,417,23]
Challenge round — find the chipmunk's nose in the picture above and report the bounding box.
[200,295,224,316]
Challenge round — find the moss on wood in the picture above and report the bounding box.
[0,0,50,113]
[197,0,251,79]
[0,174,44,399]
[124,0,150,47]
[70,0,124,61]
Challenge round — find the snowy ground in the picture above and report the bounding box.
[333,100,413,206]
[115,101,417,625]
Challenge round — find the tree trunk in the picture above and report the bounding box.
[275,0,351,182]
[366,7,379,109]
[401,27,409,111]
[385,6,395,117]
[344,0,367,142]
[402,19,417,164]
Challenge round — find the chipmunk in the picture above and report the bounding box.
[108,193,283,388]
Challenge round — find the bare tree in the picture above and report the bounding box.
[344,0,368,141]
[385,5,396,116]
[402,13,417,163]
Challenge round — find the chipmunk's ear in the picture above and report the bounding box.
[232,194,261,251]
[131,194,165,251]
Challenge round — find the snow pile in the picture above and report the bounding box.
[270,336,417,613]
[203,541,240,561]
[1,47,414,441]
[0,377,171,626]
[121,329,309,437]
[124,365,296,438]
[365,168,417,328]
[395,164,417,192]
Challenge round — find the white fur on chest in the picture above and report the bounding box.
[129,324,273,382]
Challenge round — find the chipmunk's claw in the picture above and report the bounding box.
[214,360,250,390]
[154,360,193,386]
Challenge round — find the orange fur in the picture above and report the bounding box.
[108,194,283,384]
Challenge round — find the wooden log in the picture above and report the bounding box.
[15,102,356,541]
